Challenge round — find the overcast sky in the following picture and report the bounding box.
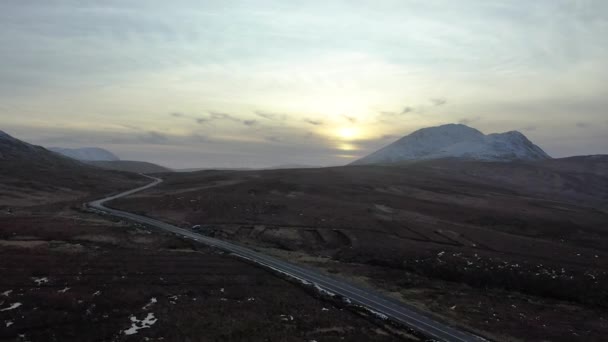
[1,0,606,168]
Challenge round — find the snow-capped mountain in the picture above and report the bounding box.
[49,147,119,161]
[351,124,550,165]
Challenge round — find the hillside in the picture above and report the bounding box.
[49,147,119,161]
[352,124,550,165]
[0,130,145,207]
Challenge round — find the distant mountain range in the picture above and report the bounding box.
[48,146,171,173]
[86,160,171,173]
[352,124,550,165]
[49,147,119,161]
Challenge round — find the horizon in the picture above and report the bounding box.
[1,1,607,168]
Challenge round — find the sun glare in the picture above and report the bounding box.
[337,127,358,140]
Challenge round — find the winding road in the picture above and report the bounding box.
[89,175,484,342]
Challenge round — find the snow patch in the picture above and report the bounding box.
[1,290,12,297]
[32,277,48,285]
[124,313,157,335]
[58,287,70,293]
[0,303,22,312]
[5,321,13,327]
[358,306,389,320]
[142,297,157,310]
[280,314,294,321]
[313,284,336,297]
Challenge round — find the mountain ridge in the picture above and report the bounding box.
[352,124,550,165]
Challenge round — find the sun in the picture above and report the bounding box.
[337,127,358,140]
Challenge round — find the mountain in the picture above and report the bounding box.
[85,160,172,174]
[0,130,145,206]
[49,147,119,161]
[351,124,550,165]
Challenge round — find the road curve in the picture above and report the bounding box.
[89,175,484,342]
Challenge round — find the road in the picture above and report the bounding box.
[89,175,484,342]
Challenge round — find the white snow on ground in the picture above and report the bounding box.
[142,298,157,310]
[168,295,178,304]
[220,288,224,293]
[124,313,157,335]
[321,307,329,311]
[32,277,48,285]
[0,303,22,312]
[5,321,13,327]
[1,290,12,297]
[357,306,389,320]
[313,284,336,297]
[58,287,70,293]
[93,290,101,296]
[280,314,294,321]
[246,297,255,302]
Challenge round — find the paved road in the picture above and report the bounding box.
[89,176,484,342]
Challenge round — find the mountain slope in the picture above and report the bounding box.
[0,130,145,206]
[49,147,119,161]
[352,124,550,165]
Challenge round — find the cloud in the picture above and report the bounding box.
[188,133,209,142]
[136,131,169,144]
[170,112,184,118]
[265,136,282,143]
[458,116,480,125]
[303,118,323,125]
[521,125,537,132]
[575,122,588,128]
[194,111,257,127]
[342,115,357,123]
[255,111,288,121]
[381,134,398,140]
[209,111,238,121]
[196,117,210,124]
[400,106,414,114]
[430,98,447,106]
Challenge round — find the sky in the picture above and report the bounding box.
[0,0,607,168]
